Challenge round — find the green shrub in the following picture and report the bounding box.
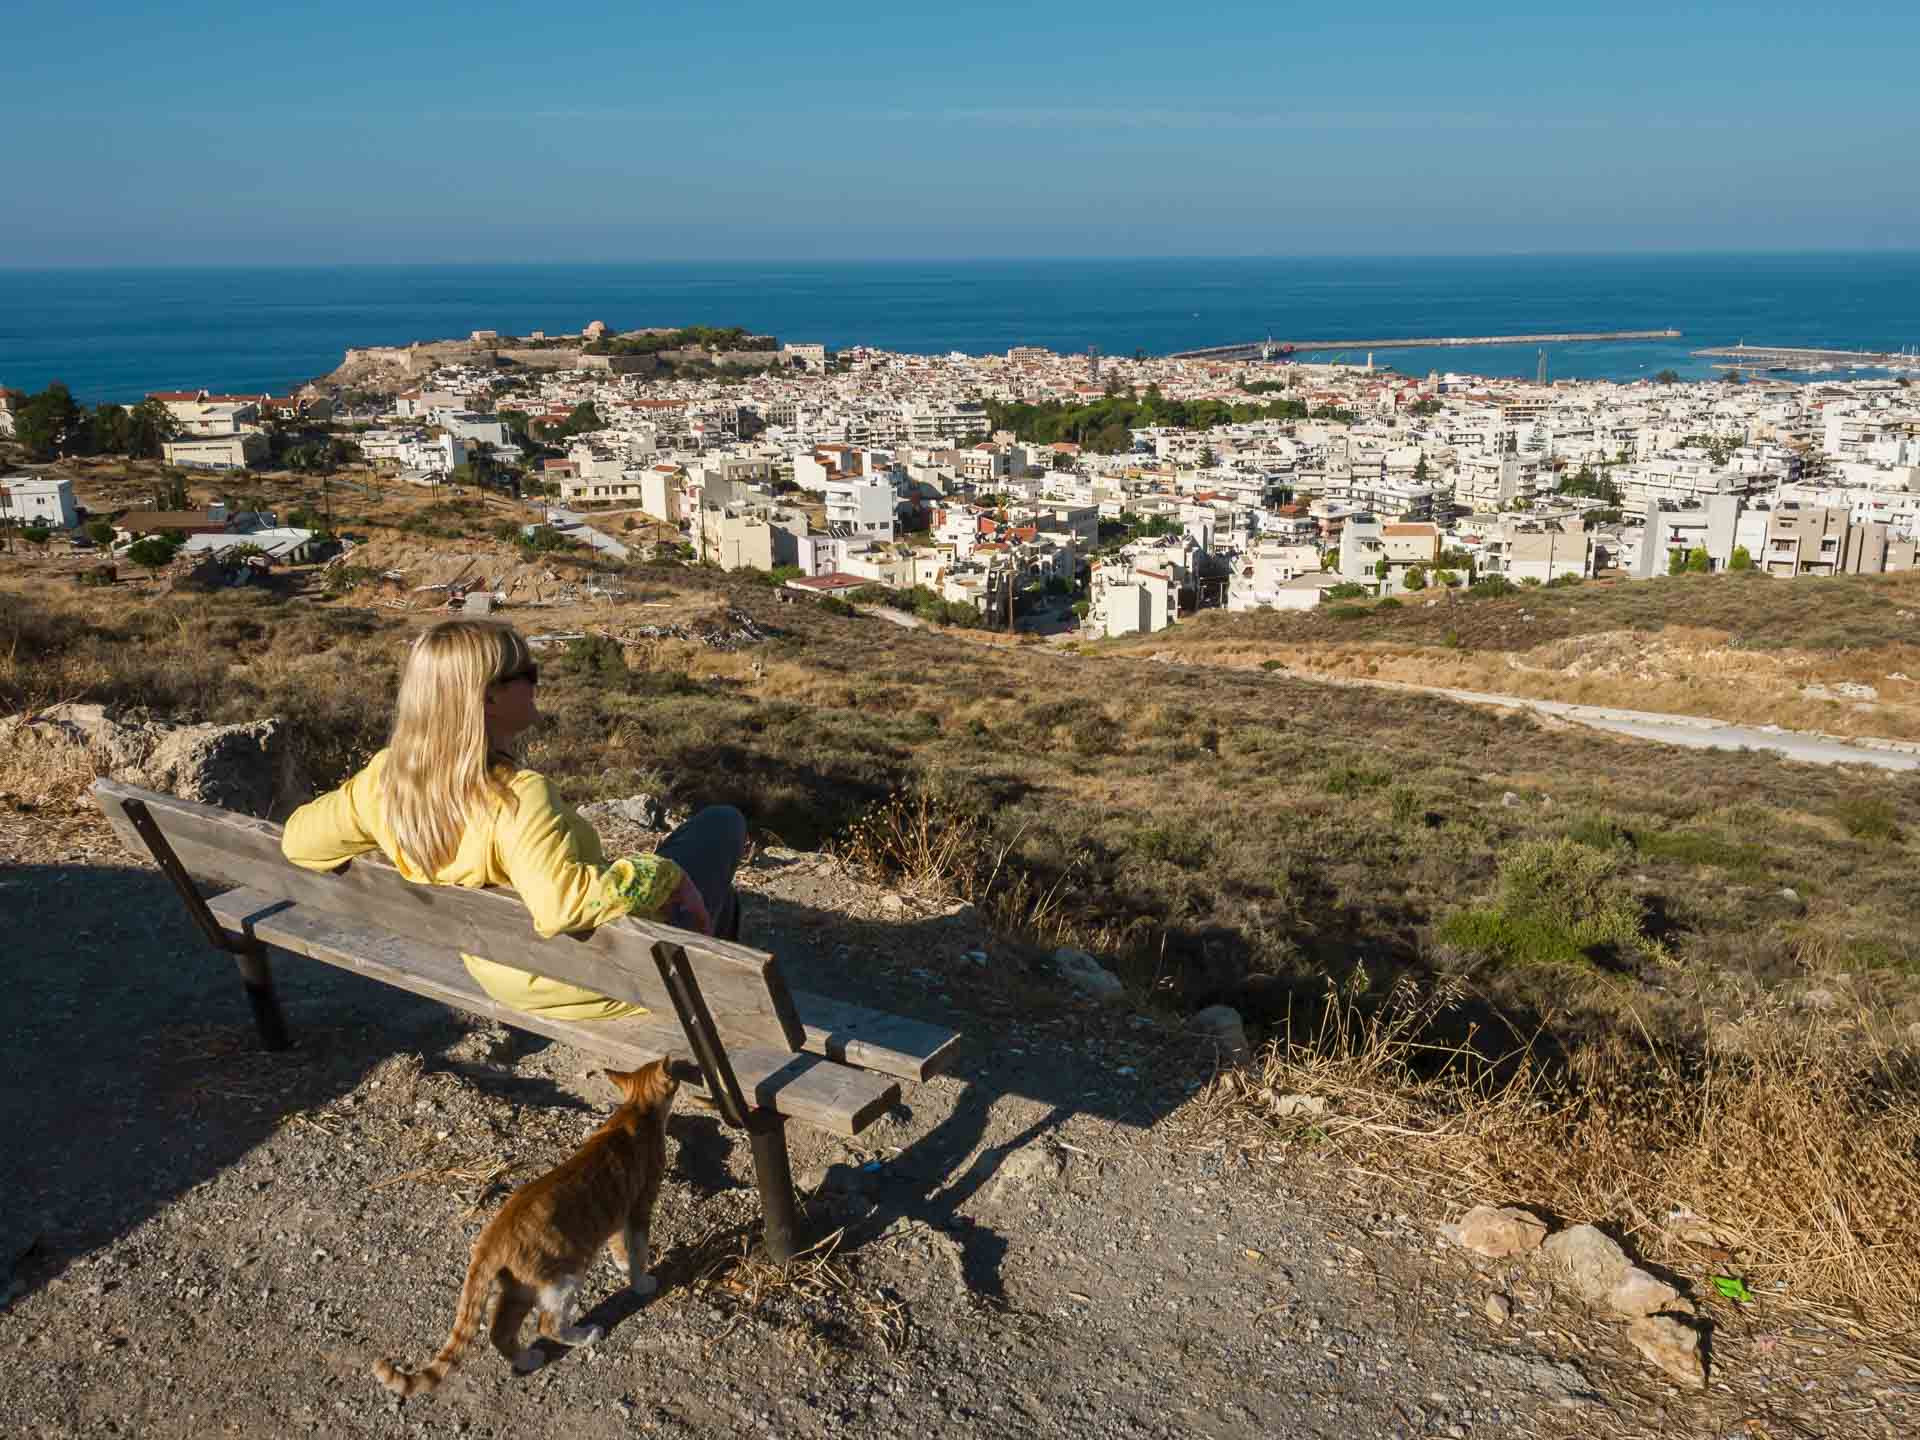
[1438,838,1649,969]
[1132,821,1213,868]
[1325,582,1370,600]
[566,634,627,681]
[818,596,856,617]
[1635,829,1771,879]
[1563,811,1630,851]
[1836,795,1901,844]
[1325,758,1391,795]
[1260,659,1285,671]
[1326,603,1368,620]
[1375,597,1403,610]
[1467,576,1517,600]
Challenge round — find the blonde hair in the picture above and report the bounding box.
[382,619,533,875]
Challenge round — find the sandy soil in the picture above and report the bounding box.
[3,807,1913,1439]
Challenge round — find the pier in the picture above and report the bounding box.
[1169,329,1681,361]
[1692,343,1915,369]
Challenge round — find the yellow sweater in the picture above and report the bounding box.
[280,750,681,1021]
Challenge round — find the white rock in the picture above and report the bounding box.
[1188,1005,1249,1061]
[1501,791,1522,808]
[1625,1313,1707,1388]
[1053,947,1126,1004]
[1441,1205,1548,1259]
[1484,1292,1512,1325]
[3,702,307,819]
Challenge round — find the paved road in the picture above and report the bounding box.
[534,506,630,560]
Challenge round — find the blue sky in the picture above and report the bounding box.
[4,1,1917,265]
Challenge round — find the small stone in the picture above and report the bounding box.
[1777,887,1799,902]
[1626,1313,1707,1388]
[1271,1094,1329,1119]
[1053,947,1126,1004]
[1188,1004,1250,1061]
[880,894,906,914]
[991,1141,1066,1200]
[1441,1205,1548,1259]
[1540,1223,1631,1302]
[1501,791,1521,807]
[1484,1293,1512,1325]
[1608,1267,1685,1318]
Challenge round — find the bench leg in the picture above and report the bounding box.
[232,937,291,1052]
[746,1112,804,1264]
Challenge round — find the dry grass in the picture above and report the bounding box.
[676,1222,909,1360]
[1190,968,1920,1333]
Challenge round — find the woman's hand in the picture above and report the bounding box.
[666,872,712,936]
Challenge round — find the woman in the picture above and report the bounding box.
[281,617,744,1020]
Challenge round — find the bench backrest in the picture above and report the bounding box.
[94,778,790,1027]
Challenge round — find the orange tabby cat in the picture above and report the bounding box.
[373,1057,679,1396]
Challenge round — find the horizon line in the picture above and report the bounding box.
[4,247,1920,274]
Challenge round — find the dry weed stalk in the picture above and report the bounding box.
[680,1222,907,1358]
[1197,969,1920,1332]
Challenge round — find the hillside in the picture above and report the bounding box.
[5,539,1920,1429]
[1106,570,1920,741]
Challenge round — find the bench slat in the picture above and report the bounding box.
[206,888,900,1137]
[96,779,779,1026]
[782,992,965,1082]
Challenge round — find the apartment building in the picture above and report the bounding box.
[1,475,78,529]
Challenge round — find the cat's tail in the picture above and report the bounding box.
[372,1254,498,1397]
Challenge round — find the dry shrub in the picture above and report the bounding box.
[0,719,101,811]
[1195,969,1920,1331]
[834,787,1082,949]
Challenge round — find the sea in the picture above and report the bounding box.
[3,253,1919,405]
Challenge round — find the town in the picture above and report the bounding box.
[4,324,1919,638]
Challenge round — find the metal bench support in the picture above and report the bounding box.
[123,798,290,1051]
[654,939,806,1263]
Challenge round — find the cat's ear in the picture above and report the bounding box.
[603,1067,636,1094]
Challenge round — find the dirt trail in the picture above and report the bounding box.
[2,811,1911,1439]
[1224,662,1920,772]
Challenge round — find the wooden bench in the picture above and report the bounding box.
[95,779,962,1261]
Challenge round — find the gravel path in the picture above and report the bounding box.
[2,821,1910,1439]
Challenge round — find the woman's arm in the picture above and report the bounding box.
[282,757,383,871]
[494,775,687,937]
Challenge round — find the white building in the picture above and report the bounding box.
[1,475,79,529]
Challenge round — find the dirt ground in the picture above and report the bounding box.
[3,809,1914,1439]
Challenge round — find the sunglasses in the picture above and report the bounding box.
[497,663,540,687]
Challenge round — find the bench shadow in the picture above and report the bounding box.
[3,856,1185,1323]
[0,861,592,1311]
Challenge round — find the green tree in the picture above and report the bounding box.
[85,520,116,546]
[126,535,179,576]
[1654,369,1681,385]
[1403,566,1427,592]
[90,403,133,455]
[126,398,181,459]
[1668,549,1687,577]
[1686,545,1711,573]
[1729,545,1754,572]
[15,383,85,460]
[150,475,191,510]
[21,525,52,550]
[1413,454,1430,480]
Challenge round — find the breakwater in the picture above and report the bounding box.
[1171,329,1683,361]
